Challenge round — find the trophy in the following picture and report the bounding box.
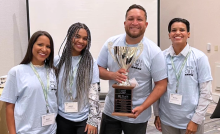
[108,42,143,116]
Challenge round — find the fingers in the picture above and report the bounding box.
[117,68,126,72]
[130,106,144,118]
[112,69,127,83]
[154,116,162,132]
[84,124,88,132]
[88,128,97,134]
[185,129,194,134]
[127,114,136,118]
[185,129,196,134]
[185,121,197,134]
[86,124,97,134]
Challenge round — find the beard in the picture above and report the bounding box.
[125,28,145,38]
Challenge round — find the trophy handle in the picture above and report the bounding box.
[108,42,116,62]
[135,42,144,61]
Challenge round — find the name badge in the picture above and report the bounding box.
[129,78,139,87]
[64,102,78,112]
[41,113,55,126]
[169,93,182,105]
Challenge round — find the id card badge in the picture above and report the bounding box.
[41,113,55,126]
[129,78,139,87]
[169,93,182,105]
[64,102,78,112]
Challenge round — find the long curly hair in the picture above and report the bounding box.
[56,22,93,109]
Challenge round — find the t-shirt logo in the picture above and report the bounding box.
[131,59,142,70]
[50,81,57,91]
[185,66,194,76]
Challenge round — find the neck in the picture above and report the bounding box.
[125,35,143,44]
[72,51,81,56]
[172,43,187,55]
[31,60,44,66]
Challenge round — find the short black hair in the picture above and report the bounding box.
[168,18,190,33]
[125,4,147,20]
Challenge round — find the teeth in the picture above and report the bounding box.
[175,37,181,39]
[39,53,46,56]
[76,44,83,48]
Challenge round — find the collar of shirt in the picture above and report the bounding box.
[166,44,190,57]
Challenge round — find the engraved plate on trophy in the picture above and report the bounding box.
[108,42,143,117]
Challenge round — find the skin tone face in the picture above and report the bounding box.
[169,22,190,49]
[31,35,51,65]
[71,28,88,56]
[124,8,148,44]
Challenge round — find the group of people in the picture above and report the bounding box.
[0,4,212,134]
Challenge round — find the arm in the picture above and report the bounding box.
[85,83,101,134]
[98,66,126,83]
[131,78,167,118]
[153,100,162,132]
[6,102,16,134]
[152,80,160,117]
[186,81,212,134]
[186,55,213,134]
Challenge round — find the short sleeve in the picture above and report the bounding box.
[151,51,167,82]
[0,69,18,103]
[91,60,100,84]
[97,40,109,68]
[197,55,212,83]
[54,55,60,67]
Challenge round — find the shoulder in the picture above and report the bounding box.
[163,47,170,57]
[142,37,162,59]
[8,64,29,76]
[92,58,99,68]
[191,47,206,60]
[92,58,97,63]
[143,37,161,51]
[105,34,125,44]
[54,55,60,66]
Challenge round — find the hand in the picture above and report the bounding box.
[154,116,162,132]
[185,121,198,134]
[128,105,144,118]
[111,68,127,83]
[84,124,97,134]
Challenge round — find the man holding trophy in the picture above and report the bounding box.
[97,4,168,134]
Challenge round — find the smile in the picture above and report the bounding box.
[75,44,84,48]
[39,53,46,56]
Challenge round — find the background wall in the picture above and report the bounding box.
[0,0,28,76]
[1,0,219,98]
[160,0,220,101]
[28,0,158,93]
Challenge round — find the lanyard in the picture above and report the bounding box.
[67,56,81,101]
[171,47,191,93]
[30,63,50,113]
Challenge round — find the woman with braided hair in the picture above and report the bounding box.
[54,22,101,134]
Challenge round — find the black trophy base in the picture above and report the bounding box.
[112,84,135,117]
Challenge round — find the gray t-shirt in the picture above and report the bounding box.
[97,34,167,123]
[0,63,58,134]
[159,44,213,129]
[54,55,100,122]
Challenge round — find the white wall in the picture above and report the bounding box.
[0,0,28,76]
[28,0,158,93]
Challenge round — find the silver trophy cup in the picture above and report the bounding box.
[113,46,138,86]
[108,42,143,86]
[108,42,143,116]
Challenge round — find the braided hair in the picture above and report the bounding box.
[56,22,93,109]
